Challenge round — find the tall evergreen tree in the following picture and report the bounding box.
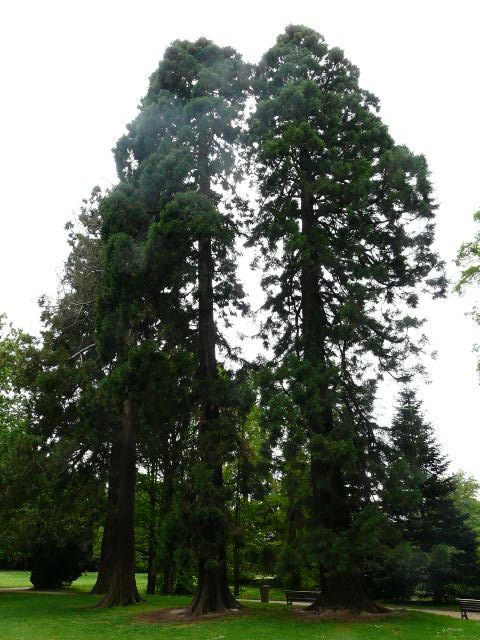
[380,388,480,602]
[114,38,251,614]
[92,182,154,606]
[248,25,445,611]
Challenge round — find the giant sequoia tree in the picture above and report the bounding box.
[248,25,445,611]
[113,38,250,614]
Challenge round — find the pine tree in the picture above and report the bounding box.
[248,25,445,611]
[383,387,449,539]
[381,388,480,602]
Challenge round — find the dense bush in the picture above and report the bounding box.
[29,540,90,589]
[373,542,429,601]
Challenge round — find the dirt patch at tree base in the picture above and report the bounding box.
[295,607,404,622]
[137,606,248,624]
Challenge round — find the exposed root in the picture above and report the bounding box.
[94,589,144,608]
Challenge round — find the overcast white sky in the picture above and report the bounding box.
[1,0,479,479]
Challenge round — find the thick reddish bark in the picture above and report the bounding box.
[95,395,142,607]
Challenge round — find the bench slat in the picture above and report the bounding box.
[285,590,321,604]
[457,598,480,619]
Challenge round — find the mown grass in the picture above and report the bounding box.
[0,570,150,593]
[0,571,478,639]
[0,570,33,588]
[0,570,284,599]
[0,591,479,640]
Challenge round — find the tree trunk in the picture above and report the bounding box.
[146,462,157,595]
[91,526,112,594]
[306,572,386,613]
[233,545,240,597]
[287,478,301,590]
[160,448,181,594]
[160,466,176,594]
[187,553,239,616]
[91,510,114,595]
[146,567,156,595]
[96,395,142,607]
[300,186,379,612]
[162,559,176,594]
[187,143,240,615]
[233,490,240,597]
[91,440,121,595]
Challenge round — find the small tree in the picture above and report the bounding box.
[380,388,480,602]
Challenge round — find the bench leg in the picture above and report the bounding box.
[461,611,468,620]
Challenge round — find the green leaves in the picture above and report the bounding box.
[457,209,480,291]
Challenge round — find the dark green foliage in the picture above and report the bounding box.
[248,25,445,610]
[0,313,101,579]
[374,542,429,601]
[378,389,480,602]
[30,540,90,589]
[382,388,450,539]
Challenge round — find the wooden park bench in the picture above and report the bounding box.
[285,590,321,605]
[457,598,480,620]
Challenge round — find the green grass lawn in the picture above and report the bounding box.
[0,570,149,593]
[0,592,479,640]
[0,571,479,639]
[0,571,32,589]
[0,570,284,598]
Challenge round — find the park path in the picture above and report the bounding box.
[403,607,480,621]
[239,599,480,621]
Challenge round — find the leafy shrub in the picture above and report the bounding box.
[374,542,429,601]
[29,540,90,589]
